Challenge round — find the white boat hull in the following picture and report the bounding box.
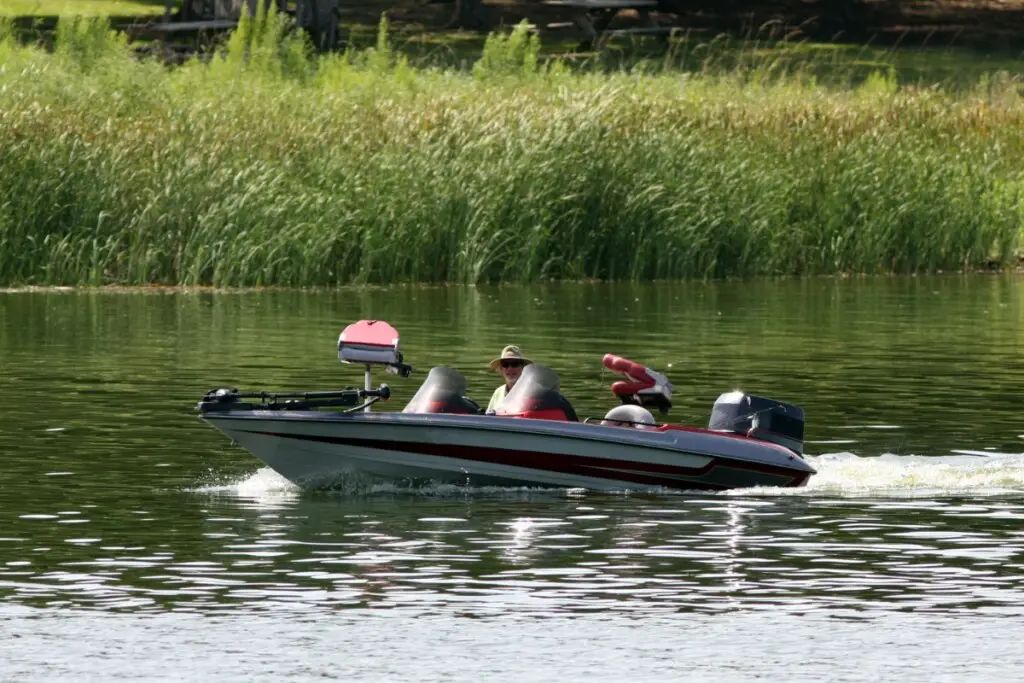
[201,411,815,492]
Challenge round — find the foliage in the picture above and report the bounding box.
[0,18,1022,286]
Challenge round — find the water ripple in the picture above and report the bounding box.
[3,281,1024,624]
[2,459,1023,617]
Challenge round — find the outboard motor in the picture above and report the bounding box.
[403,367,481,415]
[708,391,805,455]
[497,364,579,422]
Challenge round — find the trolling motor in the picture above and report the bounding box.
[197,384,392,414]
[196,320,414,416]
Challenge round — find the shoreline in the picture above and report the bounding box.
[2,270,1022,295]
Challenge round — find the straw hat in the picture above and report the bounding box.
[488,345,533,372]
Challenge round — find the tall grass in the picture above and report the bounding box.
[1,13,1023,286]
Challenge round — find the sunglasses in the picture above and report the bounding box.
[500,360,526,369]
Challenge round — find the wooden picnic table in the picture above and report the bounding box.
[542,0,670,51]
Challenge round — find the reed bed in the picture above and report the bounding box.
[1,13,1023,286]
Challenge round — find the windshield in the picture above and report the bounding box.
[403,366,475,414]
[498,364,576,420]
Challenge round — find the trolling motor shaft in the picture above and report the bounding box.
[197,385,391,414]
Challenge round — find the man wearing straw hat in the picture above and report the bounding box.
[485,345,533,414]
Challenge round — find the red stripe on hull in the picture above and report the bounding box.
[242,431,809,490]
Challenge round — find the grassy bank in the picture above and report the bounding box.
[1,12,1023,286]
[0,0,163,16]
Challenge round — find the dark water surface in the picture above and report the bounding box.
[2,278,1024,681]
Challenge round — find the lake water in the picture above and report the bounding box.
[3,278,1024,681]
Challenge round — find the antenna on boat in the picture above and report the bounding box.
[338,320,413,412]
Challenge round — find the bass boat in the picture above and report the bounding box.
[196,320,816,492]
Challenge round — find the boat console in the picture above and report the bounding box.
[403,367,481,415]
[496,364,579,422]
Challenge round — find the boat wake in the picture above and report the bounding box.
[193,467,301,498]
[190,467,574,504]
[191,449,1024,502]
[776,450,1024,498]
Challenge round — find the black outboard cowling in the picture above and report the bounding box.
[403,367,481,415]
[497,364,579,422]
[709,391,805,455]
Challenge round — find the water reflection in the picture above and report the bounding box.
[3,462,1024,616]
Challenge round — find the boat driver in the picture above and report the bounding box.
[485,345,533,414]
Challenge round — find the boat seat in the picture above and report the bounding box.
[510,393,579,422]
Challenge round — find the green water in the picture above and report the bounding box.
[3,277,1024,681]
[3,277,1022,467]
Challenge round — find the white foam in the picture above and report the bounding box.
[191,467,564,501]
[195,450,1024,502]
[187,468,301,510]
[776,451,1024,498]
[232,468,300,497]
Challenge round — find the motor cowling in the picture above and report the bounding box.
[708,391,805,455]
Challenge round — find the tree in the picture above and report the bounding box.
[446,0,494,31]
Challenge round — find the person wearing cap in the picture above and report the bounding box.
[485,345,533,414]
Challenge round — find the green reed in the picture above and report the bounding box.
[1,12,1023,286]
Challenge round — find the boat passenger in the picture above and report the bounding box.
[485,345,533,414]
[601,404,656,429]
